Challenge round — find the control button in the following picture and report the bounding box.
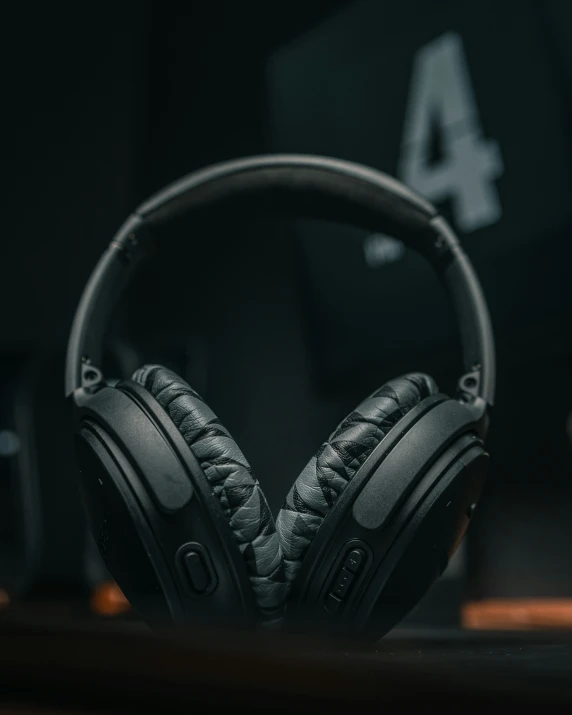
[183,550,210,593]
[332,568,355,598]
[344,549,365,573]
[325,593,342,614]
[175,542,217,598]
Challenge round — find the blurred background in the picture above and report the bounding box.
[1,0,572,632]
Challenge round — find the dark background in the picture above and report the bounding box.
[1,0,572,624]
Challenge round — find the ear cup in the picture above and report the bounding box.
[131,364,286,618]
[275,373,439,587]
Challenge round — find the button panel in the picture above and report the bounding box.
[324,546,366,616]
[332,568,354,598]
[344,549,364,573]
[325,593,342,614]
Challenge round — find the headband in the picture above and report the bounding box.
[65,154,495,405]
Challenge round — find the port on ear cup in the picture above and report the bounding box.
[275,373,439,587]
[131,364,287,618]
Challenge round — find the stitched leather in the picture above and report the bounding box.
[275,373,439,586]
[131,365,286,619]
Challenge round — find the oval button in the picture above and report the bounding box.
[183,550,210,593]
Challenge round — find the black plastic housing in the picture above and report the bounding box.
[286,396,488,640]
[73,381,256,628]
[65,156,495,409]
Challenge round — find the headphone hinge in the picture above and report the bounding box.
[80,357,105,394]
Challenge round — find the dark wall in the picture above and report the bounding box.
[1,2,149,352]
[0,2,151,593]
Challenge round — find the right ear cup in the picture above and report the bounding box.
[131,365,286,620]
[275,373,439,589]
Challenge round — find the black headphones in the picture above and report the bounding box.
[65,154,495,640]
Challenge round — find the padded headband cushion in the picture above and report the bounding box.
[275,373,439,585]
[131,364,286,619]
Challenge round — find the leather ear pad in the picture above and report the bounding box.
[131,365,286,618]
[275,373,439,586]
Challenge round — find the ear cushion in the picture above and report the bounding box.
[275,373,439,586]
[131,364,286,618]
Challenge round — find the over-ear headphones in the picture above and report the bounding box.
[65,154,495,640]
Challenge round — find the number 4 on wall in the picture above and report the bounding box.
[398,32,503,233]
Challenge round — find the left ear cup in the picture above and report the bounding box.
[132,364,286,619]
[275,373,439,588]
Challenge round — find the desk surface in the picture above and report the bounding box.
[0,618,569,712]
[382,628,572,676]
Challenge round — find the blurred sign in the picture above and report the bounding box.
[399,32,503,233]
[267,0,572,384]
